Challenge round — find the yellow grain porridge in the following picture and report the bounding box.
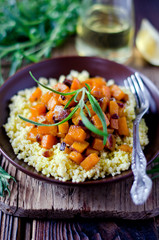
[4,70,149,182]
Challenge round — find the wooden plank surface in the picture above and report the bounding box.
[0,209,158,240]
[0,43,159,219]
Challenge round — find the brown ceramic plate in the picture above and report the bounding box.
[0,56,159,185]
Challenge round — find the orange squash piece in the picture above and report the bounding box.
[29,87,42,102]
[91,86,103,99]
[54,83,69,92]
[110,118,118,129]
[91,114,103,129]
[102,85,111,100]
[27,128,38,142]
[58,121,69,134]
[46,110,54,123]
[119,144,132,153]
[91,77,106,98]
[105,134,116,151]
[109,100,119,116]
[71,141,89,153]
[85,147,99,156]
[118,117,129,136]
[99,97,109,113]
[58,94,74,106]
[85,103,96,116]
[56,132,66,138]
[81,78,93,89]
[118,106,125,117]
[64,146,71,154]
[25,115,37,127]
[91,113,110,129]
[68,126,86,142]
[70,107,80,118]
[110,85,126,101]
[47,96,59,111]
[92,138,104,151]
[41,92,53,105]
[71,78,81,90]
[72,115,82,125]
[69,151,84,164]
[37,125,57,136]
[80,153,99,171]
[30,103,46,117]
[41,135,57,149]
[63,134,74,146]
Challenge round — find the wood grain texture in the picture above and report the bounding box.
[0,211,158,240]
[0,43,159,220]
[0,154,159,220]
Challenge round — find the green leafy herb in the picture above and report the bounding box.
[0,166,16,197]
[19,72,108,144]
[147,157,159,179]
[0,0,81,85]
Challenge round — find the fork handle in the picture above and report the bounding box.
[130,119,152,205]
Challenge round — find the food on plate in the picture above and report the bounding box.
[4,70,149,182]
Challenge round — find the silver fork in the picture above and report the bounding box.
[124,72,152,205]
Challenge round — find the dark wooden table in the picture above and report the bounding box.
[1,0,159,239]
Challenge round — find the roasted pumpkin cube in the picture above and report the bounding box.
[27,128,38,142]
[105,134,116,151]
[91,113,109,129]
[63,133,74,146]
[58,94,75,106]
[58,121,69,134]
[72,115,82,125]
[118,117,129,136]
[37,125,57,136]
[41,135,57,149]
[85,103,96,116]
[47,96,59,111]
[102,85,111,99]
[92,138,104,151]
[41,92,53,105]
[119,144,132,153]
[85,147,99,156]
[25,115,37,127]
[71,78,81,90]
[29,87,42,102]
[30,103,46,117]
[71,141,89,153]
[69,151,84,164]
[110,84,126,100]
[68,125,86,142]
[109,100,119,116]
[80,153,99,171]
[46,110,54,123]
[110,118,118,129]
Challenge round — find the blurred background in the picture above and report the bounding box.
[1,0,159,84]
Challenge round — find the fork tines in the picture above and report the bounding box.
[124,72,148,109]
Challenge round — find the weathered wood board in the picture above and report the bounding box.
[0,155,159,220]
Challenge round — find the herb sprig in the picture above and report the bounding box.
[0,0,80,84]
[0,165,16,197]
[147,157,159,179]
[19,72,108,144]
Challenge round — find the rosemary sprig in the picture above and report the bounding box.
[19,72,108,144]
